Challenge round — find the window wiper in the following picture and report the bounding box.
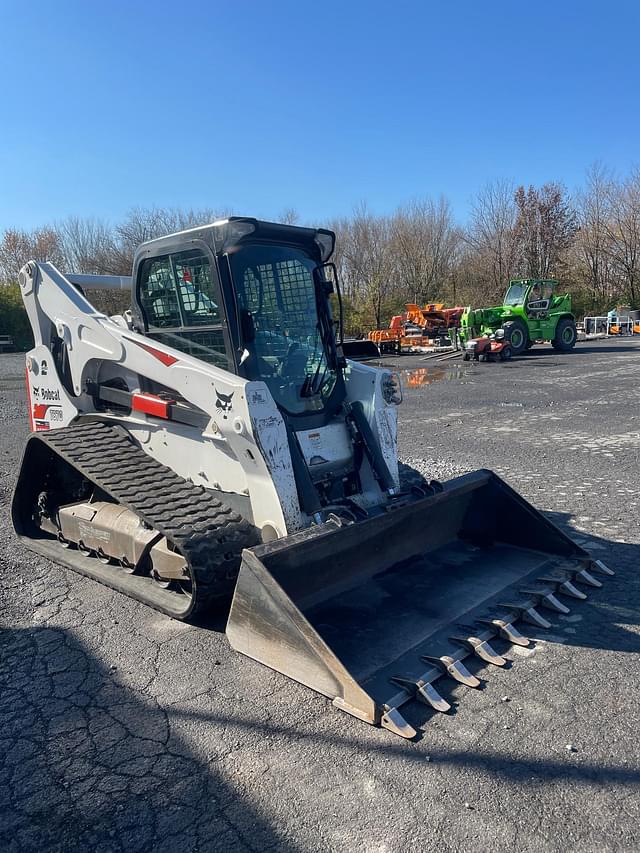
[301,323,329,398]
[300,364,326,398]
[300,374,314,398]
[300,368,324,398]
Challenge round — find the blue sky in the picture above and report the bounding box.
[0,0,638,231]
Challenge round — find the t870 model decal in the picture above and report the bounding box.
[33,403,64,430]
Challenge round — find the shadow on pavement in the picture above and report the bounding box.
[168,704,640,788]
[0,625,299,853]
[574,343,640,354]
[518,343,640,357]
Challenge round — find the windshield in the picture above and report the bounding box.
[229,243,338,414]
[504,283,527,306]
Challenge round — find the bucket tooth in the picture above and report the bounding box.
[475,617,530,647]
[573,568,603,588]
[391,675,451,713]
[421,655,481,688]
[591,559,615,577]
[500,602,552,630]
[417,682,451,712]
[450,635,507,666]
[558,579,587,600]
[380,706,418,739]
[520,588,571,614]
[537,576,588,600]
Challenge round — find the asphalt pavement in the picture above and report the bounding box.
[1,340,639,852]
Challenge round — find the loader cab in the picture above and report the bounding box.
[503,279,557,315]
[132,218,346,422]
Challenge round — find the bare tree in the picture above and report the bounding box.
[514,183,577,278]
[465,179,518,297]
[604,169,640,306]
[340,205,396,329]
[112,206,227,273]
[0,227,64,283]
[327,216,349,289]
[278,207,300,225]
[391,196,461,303]
[572,163,615,310]
[56,216,116,274]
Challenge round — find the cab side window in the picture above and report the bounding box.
[138,250,229,368]
[528,285,542,304]
[139,257,181,328]
[174,251,220,326]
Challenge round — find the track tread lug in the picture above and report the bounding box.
[22,421,259,620]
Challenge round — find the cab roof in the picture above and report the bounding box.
[136,217,335,262]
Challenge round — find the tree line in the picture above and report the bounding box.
[1,163,639,345]
[332,165,640,334]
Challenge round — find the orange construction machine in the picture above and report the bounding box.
[369,303,465,353]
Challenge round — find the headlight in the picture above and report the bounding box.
[382,372,402,405]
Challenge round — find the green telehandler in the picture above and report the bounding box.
[459,279,578,356]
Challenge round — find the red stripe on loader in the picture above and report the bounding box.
[25,367,35,432]
[125,338,179,367]
[33,403,50,419]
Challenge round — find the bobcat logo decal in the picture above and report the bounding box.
[215,389,234,419]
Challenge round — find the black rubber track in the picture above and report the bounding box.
[13,420,259,620]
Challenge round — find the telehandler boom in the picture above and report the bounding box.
[12,218,612,738]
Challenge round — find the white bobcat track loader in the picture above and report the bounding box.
[12,217,614,738]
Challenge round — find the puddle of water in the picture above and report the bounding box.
[400,366,467,387]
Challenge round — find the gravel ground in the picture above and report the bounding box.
[1,341,639,852]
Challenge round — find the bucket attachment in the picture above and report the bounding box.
[227,470,613,738]
[342,339,381,361]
